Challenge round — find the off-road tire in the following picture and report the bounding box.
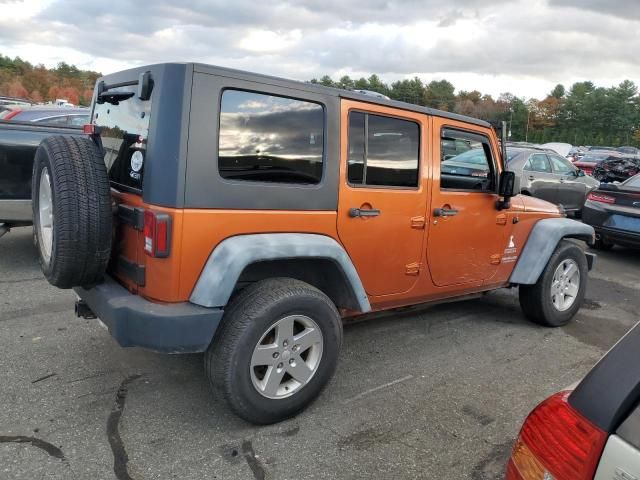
[205,278,343,424]
[32,135,112,288]
[519,240,588,327]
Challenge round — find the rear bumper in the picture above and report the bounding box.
[74,276,223,353]
[594,226,640,248]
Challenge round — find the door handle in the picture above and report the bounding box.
[528,175,536,181]
[349,207,381,218]
[433,207,459,217]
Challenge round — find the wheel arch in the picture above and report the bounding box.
[509,218,596,285]
[190,233,371,313]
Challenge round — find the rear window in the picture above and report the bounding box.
[218,90,324,185]
[93,85,152,192]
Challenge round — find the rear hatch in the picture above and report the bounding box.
[92,79,152,293]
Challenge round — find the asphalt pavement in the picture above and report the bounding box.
[1,226,639,480]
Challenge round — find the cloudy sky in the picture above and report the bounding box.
[0,0,637,99]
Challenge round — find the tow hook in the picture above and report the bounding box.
[75,300,96,319]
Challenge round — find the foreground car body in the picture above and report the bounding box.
[582,174,640,249]
[507,322,640,479]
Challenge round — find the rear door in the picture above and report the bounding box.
[426,120,510,286]
[93,83,152,289]
[523,153,558,204]
[337,100,428,297]
[548,153,587,210]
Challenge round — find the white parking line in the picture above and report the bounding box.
[343,375,414,404]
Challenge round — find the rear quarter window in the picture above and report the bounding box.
[218,90,324,185]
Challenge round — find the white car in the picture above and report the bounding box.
[540,142,573,158]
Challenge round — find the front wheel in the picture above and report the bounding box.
[519,240,588,327]
[205,278,342,424]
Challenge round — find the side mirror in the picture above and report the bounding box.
[497,171,518,210]
[576,169,585,177]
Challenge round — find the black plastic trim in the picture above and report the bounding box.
[569,322,640,432]
[117,205,144,231]
[117,256,145,286]
[74,276,223,353]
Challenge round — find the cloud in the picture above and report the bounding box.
[0,0,638,98]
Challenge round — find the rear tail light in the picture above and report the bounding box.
[587,192,616,204]
[143,210,171,257]
[506,391,607,480]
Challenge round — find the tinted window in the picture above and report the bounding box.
[549,154,574,174]
[94,85,152,192]
[525,154,552,173]
[347,112,420,187]
[347,112,365,184]
[440,129,493,191]
[218,90,324,185]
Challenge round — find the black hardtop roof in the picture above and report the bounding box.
[102,62,491,128]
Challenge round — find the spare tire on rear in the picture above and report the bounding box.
[32,135,112,289]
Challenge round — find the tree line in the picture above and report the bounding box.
[0,54,100,106]
[311,75,640,147]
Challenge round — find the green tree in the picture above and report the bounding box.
[424,79,455,111]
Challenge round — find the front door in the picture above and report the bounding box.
[427,120,511,287]
[548,153,586,211]
[337,100,428,297]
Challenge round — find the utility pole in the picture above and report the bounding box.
[526,109,531,143]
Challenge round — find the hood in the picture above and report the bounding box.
[540,142,573,157]
[514,194,563,214]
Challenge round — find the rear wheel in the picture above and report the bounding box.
[519,240,588,327]
[205,278,342,424]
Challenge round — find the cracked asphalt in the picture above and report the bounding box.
[1,226,639,480]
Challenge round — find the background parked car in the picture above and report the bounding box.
[573,150,623,176]
[506,321,640,480]
[582,173,640,249]
[507,147,600,213]
[617,145,640,155]
[0,105,90,126]
[539,142,572,157]
[592,156,640,183]
[440,147,490,179]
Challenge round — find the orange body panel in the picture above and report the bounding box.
[111,98,561,312]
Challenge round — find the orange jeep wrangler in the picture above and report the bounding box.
[31,63,595,424]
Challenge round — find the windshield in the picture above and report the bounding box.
[626,174,640,188]
[93,85,151,192]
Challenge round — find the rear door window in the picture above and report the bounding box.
[218,90,324,185]
[525,154,552,173]
[347,112,420,188]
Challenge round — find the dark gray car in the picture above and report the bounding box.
[507,147,600,212]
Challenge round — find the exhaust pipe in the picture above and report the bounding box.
[75,300,96,319]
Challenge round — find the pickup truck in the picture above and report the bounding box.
[0,121,81,236]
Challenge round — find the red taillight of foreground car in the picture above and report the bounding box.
[143,210,171,258]
[506,391,607,480]
[587,192,616,204]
